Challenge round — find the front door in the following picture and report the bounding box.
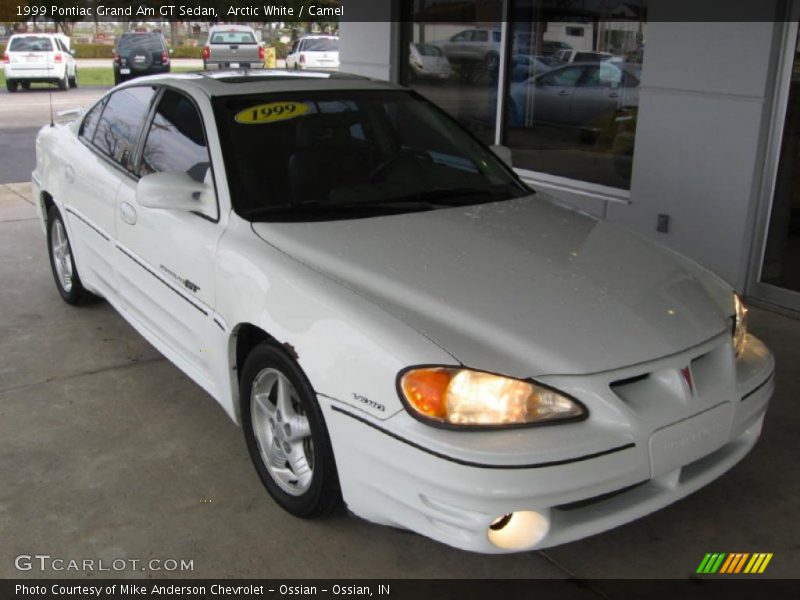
[115,88,224,386]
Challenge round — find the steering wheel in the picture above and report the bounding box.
[368,149,433,182]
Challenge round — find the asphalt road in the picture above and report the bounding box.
[0,85,108,184]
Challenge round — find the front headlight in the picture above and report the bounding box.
[732,293,748,356]
[398,367,586,427]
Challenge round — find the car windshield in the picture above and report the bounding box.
[9,36,53,52]
[303,39,339,52]
[213,90,530,222]
[210,31,257,45]
[118,33,163,52]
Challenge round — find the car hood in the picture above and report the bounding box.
[252,194,733,377]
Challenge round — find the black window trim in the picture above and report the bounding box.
[78,85,158,182]
[134,84,222,224]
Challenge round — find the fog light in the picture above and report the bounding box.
[487,511,549,550]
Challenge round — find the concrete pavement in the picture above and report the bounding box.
[0,181,798,579]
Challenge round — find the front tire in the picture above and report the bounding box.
[47,206,95,305]
[240,343,341,518]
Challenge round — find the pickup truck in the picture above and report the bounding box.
[202,24,264,70]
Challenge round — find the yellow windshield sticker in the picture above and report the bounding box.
[235,101,309,124]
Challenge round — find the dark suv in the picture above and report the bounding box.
[113,31,171,85]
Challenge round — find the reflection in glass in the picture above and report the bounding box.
[401,0,504,145]
[504,2,647,189]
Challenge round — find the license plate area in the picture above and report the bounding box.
[649,403,733,478]
[120,68,131,74]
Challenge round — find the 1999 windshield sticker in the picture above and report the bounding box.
[235,102,309,124]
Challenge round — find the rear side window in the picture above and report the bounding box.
[79,98,107,143]
[210,31,256,45]
[92,86,156,169]
[140,90,211,183]
[9,36,53,52]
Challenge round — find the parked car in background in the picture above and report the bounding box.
[552,49,620,64]
[4,33,77,92]
[113,31,170,85]
[509,54,556,82]
[286,36,340,70]
[540,40,572,55]
[408,42,452,81]
[203,24,264,70]
[508,62,641,129]
[32,70,774,555]
[433,27,504,76]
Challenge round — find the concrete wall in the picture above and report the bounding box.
[606,16,781,290]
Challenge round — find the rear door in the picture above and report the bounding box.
[62,87,157,296]
[528,65,585,125]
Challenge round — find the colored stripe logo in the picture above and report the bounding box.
[696,553,773,574]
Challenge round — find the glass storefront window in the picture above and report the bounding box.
[504,2,646,189]
[401,0,504,145]
[400,0,647,190]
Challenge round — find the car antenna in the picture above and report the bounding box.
[47,33,54,127]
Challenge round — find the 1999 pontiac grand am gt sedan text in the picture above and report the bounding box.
[32,70,774,553]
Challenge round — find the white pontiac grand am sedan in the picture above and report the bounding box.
[32,70,774,553]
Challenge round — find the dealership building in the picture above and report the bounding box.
[339,0,800,314]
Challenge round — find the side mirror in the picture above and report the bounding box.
[136,172,207,212]
[490,144,513,167]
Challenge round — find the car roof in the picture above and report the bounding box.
[209,24,257,32]
[299,35,338,39]
[123,70,401,97]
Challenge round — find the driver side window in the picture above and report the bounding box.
[540,66,584,87]
[139,89,218,220]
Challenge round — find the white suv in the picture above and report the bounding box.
[3,33,78,92]
[286,35,339,70]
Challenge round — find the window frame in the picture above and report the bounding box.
[135,85,222,223]
[87,85,158,176]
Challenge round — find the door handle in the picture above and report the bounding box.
[65,165,75,183]
[119,201,137,225]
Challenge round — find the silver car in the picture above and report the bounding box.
[508,62,640,128]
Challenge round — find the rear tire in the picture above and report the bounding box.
[47,206,97,306]
[57,73,68,91]
[21,82,31,90]
[6,79,18,92]
[240,343,341,518]
[114,72,123,86]
[69,69,78,88]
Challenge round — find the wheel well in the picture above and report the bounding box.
[41,191,54,223]
[231,323,300,424]
[234,323,300,382]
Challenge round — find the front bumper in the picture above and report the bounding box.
[320,332,773,553]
